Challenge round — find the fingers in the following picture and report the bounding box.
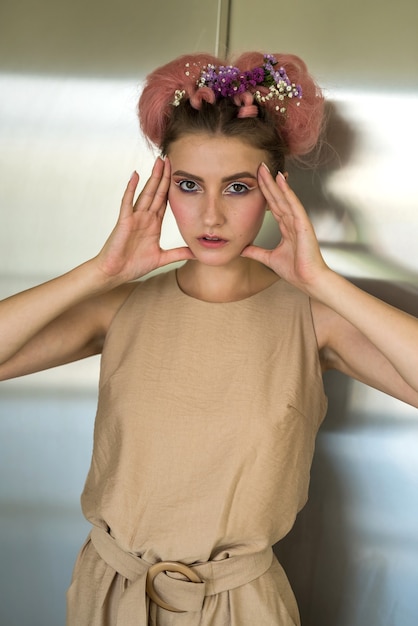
[119,170,140,218]
[119,157,171,221]
[257,163,285,211]
[241,243,272,266]
[161,246,196,267]
[257,163,301,223]
[133,157,170,216]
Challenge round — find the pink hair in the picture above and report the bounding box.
[233,92,259,118]
[138,51,324,157]
[139,53,220,147]
[189,86,216,110]
[232,52,325,155]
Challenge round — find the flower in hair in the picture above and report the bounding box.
[173,89,186,106]
[197,64,259,97]
[172,55,302,115]
[254,57,302,113]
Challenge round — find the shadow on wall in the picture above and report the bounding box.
[288,100,362,242]
[257,100,363,253]
[286,100,417,282]
[274,276,418,623]
[274,102,418,626]
[275,326,417,626]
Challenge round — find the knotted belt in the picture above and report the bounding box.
[91,526,274,623]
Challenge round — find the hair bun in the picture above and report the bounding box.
[233,92,259,119]
[189,86,216,110]
[232,52,325,156]
[138,53,220,147]
[138,51,325,156]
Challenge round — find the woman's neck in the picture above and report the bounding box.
[176,258,279,303]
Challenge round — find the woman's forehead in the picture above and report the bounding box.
[168,133,267,171]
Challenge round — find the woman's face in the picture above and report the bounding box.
[167,133,269,267]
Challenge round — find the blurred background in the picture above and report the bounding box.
[0,1,417,624]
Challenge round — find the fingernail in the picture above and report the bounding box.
[129,170,137,181]
[261,162,271,173]
[277,171,286,181]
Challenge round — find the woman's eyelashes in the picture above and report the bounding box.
[174,179,254,195]
[224,182,252,195]
[175,179,203,193]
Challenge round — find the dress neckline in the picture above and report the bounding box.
[172,268,283,305]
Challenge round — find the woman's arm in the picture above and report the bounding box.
[0,158,193,380]
[243,164,418,406]
[0,279,134,381]
[311,292,418,408]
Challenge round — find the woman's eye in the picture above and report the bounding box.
[176,180,201,193]
[224,182,251,195]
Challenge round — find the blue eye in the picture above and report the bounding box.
[224,182,251,195]
[176,180,201,193]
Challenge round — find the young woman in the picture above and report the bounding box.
[0,52,417,625]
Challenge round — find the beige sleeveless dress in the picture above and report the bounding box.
[67,269,327,625]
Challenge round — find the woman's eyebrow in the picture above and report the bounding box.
[172,170,204,182]
[172,170,257,183]
[222,172,257,183]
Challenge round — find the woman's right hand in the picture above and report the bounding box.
[0,157,193,378]
[95,156,194,286]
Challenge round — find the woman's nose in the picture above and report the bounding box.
[202,195,225,227]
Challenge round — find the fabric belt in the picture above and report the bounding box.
[90,526,274,623]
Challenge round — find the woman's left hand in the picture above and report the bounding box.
[241,163,330,295]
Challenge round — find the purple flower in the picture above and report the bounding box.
[191,54,303,109]
[263,54,277,64]
[252,68,265,83]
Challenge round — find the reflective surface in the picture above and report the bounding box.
[1,0,418,625]
[0,389,96,626]
[277,360,418,626]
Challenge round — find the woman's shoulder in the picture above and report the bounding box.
[102,270,176,328]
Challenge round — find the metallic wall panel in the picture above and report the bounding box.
[1,0,418,625]
[0,0,228,76]
[229,0,418,89]
[0,2,230,624]
[228,2,418,625]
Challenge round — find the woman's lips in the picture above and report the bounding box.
[197,235,229,248]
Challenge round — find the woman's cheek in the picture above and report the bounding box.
[168,191,192,230]
[168,189,182,220]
